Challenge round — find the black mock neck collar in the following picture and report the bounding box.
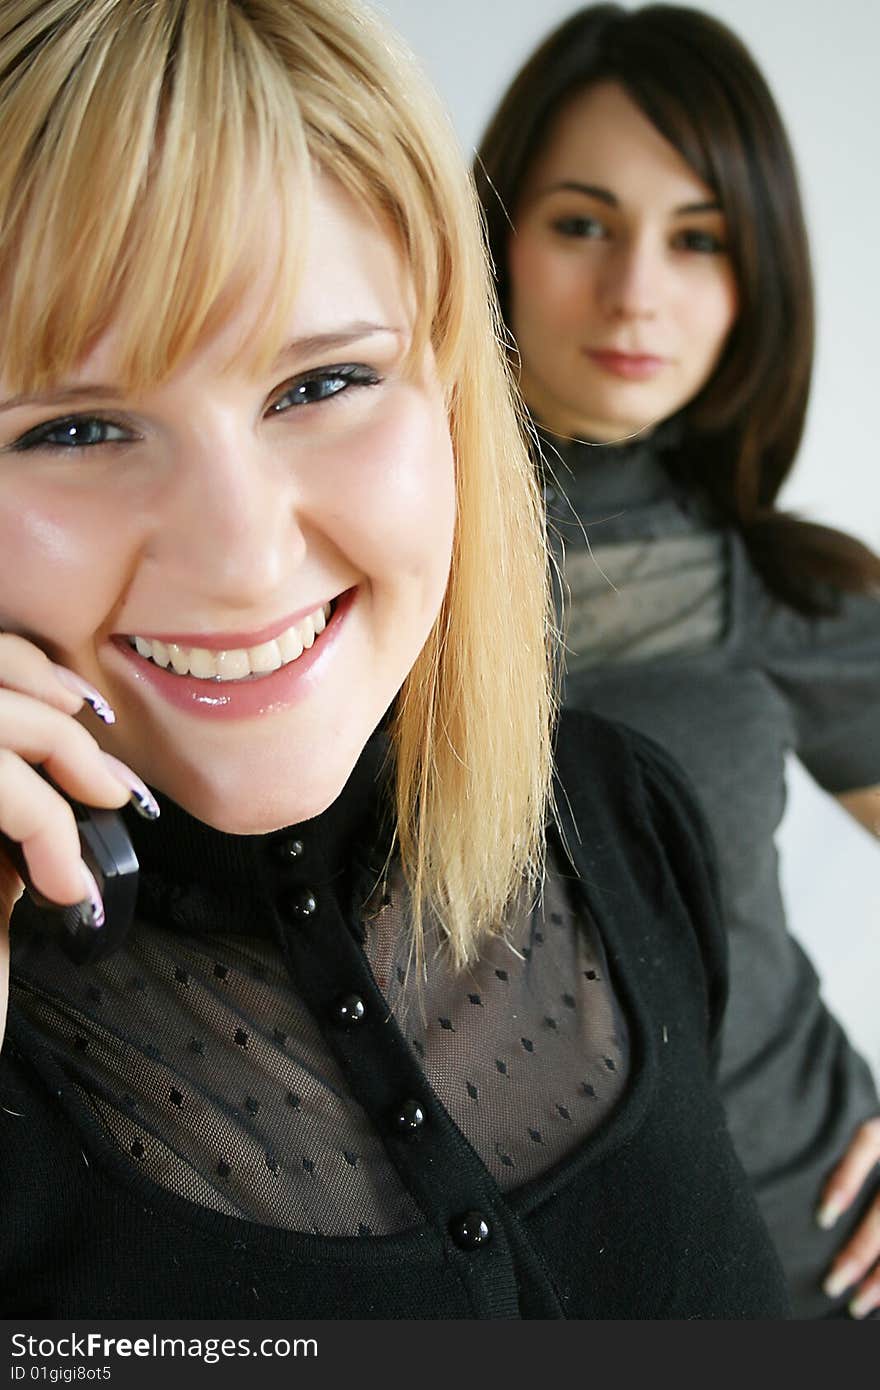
[125,729,393,937]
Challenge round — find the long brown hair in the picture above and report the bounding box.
[475,3,880,614]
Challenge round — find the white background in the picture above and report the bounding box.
[373,0,880,1075]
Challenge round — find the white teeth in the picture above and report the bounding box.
[189,648,218,679]
[130,603,333,681]
[151,639,170,669]
[167,642,190,676]
[277,627,303,662]
[247,639,282,674]
[214,648,248,681]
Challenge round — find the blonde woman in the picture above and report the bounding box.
[0,0,787,1317]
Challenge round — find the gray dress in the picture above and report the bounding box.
[547,432,880,1318]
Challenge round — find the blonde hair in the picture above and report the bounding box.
[0,0,556,968]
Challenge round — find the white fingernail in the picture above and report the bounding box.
[817,1198,842,1229]
[102,753,160,820]
[849,1290,876,1320]
[50,664,116,724]
[823,1265,856,1299]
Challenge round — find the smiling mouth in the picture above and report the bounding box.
[127,602,334,682]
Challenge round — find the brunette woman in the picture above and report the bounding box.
[476,1,880,1319]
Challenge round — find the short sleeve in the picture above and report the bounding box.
[752,582,880,794]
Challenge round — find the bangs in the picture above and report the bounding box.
[0,0,313,391]
[0,0,446,393]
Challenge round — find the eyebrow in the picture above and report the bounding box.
[0,321,403,414]
[539,180,722,216]
[271,322,403,368]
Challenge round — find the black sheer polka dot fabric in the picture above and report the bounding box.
[9,742,629,1238]
[369,864,628,1191]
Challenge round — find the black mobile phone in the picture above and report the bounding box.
[1,790,139,965]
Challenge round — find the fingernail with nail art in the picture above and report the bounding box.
[51,664,116,725]
[80,861,106,929]
[102,753,160,820]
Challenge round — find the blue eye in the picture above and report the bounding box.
[10,416,131,452]
[269,364,381,414]
[674,229,726,254]
[552,216,607,240]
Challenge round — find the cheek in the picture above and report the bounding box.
[509,233,585,338]
[315,389,456,596]
[685,272,739,366]
[0,488,131,649]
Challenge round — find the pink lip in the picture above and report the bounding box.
[109,587,356,721]
[584,349,667,381]
[124,599,337,651]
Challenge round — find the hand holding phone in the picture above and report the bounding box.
[0,784,140,964]
[0,634,157,995]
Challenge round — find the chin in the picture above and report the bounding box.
[569,405,670,443]
[191,791,340,837]
[152,735,371,836]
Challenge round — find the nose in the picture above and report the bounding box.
[595,233,661,322]
[150,426,307,608]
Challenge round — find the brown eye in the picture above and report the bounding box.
[674,229,726,254]
[552,215,606,240]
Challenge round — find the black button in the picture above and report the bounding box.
[275,837,305,860]
[288,888,318,918]
[392,1099,426,1135]
[332,994,366,1027]
[449,1210,491,1250]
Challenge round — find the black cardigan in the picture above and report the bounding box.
[0,711,790,1318]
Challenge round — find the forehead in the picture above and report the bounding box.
[285,177,414,338]
[29,175,414,392]
[530,81,713,206]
